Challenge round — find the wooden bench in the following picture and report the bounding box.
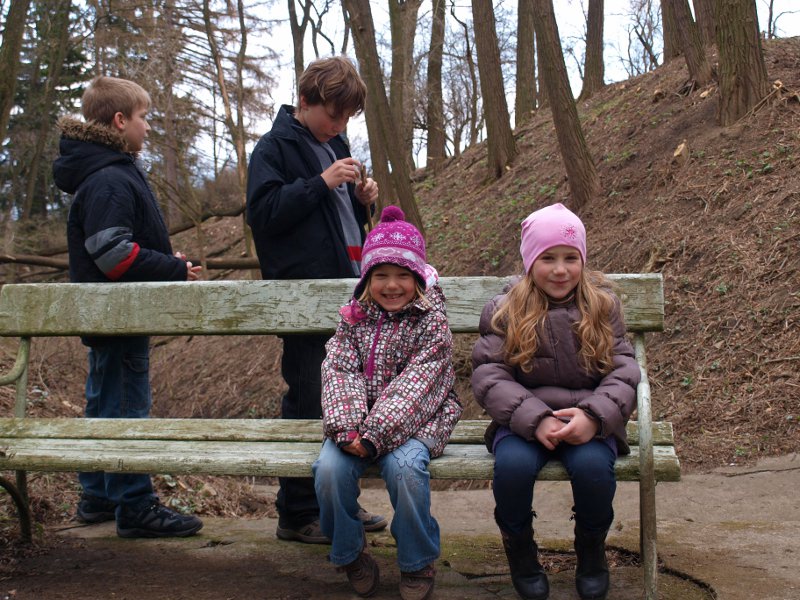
[0,275,677,599]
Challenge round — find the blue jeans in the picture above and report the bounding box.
[493,434,616,534]
[78,336,156,510]
[313,438,439,571]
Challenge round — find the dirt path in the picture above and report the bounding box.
[2,453,798,599]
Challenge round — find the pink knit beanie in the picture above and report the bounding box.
[520,203,586,274]
[354,206,427,297]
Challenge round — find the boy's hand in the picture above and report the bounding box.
[176,251,203,281]
[550,408,600,446]
[321,157,362,190]
[355,175,378,207]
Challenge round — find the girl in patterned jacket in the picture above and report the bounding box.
[313,206,462,600]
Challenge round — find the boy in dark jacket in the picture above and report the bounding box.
[246,56,384,544]
[53,75,203,538]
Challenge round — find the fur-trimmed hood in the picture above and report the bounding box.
[53,116,134,194]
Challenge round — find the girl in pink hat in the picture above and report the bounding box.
[471,203,641,600]
[313,206,462,600]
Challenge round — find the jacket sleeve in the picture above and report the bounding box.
[575,295,640,438]
[81,178,186,282]
[245,136,332,236]
[470,298,554,441]
[321,320,370,445]
[360,309,456,457]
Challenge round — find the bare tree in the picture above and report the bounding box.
[515,0,537,123]
[616,0,661,76]
[450,8,481,149]
[668,0,714,85]
[661,0,681,60]
[579,0,605,101]
[343,0,423,232]
[425,0,446,170]
[760,0,798,38]
[532,0,600,208]
[472,0,517,180]
[0,0,32,140]
[388,0,422,173]
[287,0,312,90]
[693,0,716,45]
[715,0,769,125]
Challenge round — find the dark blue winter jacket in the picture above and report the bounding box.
[246,104,369,280]
[53,117,186,284]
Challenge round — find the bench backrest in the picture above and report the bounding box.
[0,274,663,337]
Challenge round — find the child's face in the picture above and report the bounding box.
[298,97,353,142]
[368,264,417,312]
[531,245,583,300]
[115,105,150,153]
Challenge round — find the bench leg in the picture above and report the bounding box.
[0,474,32,544]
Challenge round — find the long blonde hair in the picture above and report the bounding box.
[491,269,617,375]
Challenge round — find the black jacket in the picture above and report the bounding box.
[53,117,186,284]
[246,104,369,280]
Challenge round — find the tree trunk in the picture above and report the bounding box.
[661,0,682,60]
[579,0,605,101]
[388,0,421,173]
[343,0,424,235]
[693,0,716,45]
[472,0,517,180]
[669,0,714,85]
[21,1,72,220]
[287,0,311,93]
[0,0,32,140]
[425,0,446,170]
[714,0,769,125]
[516,0,537,123]
[532,0,600,208]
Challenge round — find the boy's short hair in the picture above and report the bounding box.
[297,56,366,117]
[81,76,151,125]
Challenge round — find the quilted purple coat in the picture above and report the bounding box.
[321,284,463,458]
[471,290,640,454]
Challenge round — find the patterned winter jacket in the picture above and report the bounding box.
[321,282,463,458]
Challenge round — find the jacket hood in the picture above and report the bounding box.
[53,116,132,194]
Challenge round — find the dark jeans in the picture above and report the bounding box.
[78,336,157,510]
[493,434,616,534]
[276,334,329,528]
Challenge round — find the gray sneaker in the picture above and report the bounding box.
[275,519,331,544]
[358,507,388,532]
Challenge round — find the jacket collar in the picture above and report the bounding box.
[57,116,131,154]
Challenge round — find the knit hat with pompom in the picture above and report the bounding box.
[354,205,427,297]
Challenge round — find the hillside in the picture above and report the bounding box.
[1,39,798,529]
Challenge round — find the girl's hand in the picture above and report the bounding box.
[342,434,369,458]
[550,408,600,445]
[535,416,568,450]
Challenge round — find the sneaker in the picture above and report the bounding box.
[116,501,203,538]
[337,551,380,597]
[76,493,117,524]
[358,507,388,532]
[276,519,331,544]
[400,564,436,600]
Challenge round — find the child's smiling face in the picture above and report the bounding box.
[531,245,583,299]
[368,263,417,312]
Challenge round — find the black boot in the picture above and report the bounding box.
[496,512,549,600]
[574,525,610,600]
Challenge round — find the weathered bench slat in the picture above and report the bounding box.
[0,418,675,447]
[0,438,680,482]
[0,274,664,337]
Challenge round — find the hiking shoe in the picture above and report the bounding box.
[358,507,388,532]
[76,493,117,524]
[337,551,380,597]
[400,564,436,600]
[116,501,203,538]
[276,519,331,544]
